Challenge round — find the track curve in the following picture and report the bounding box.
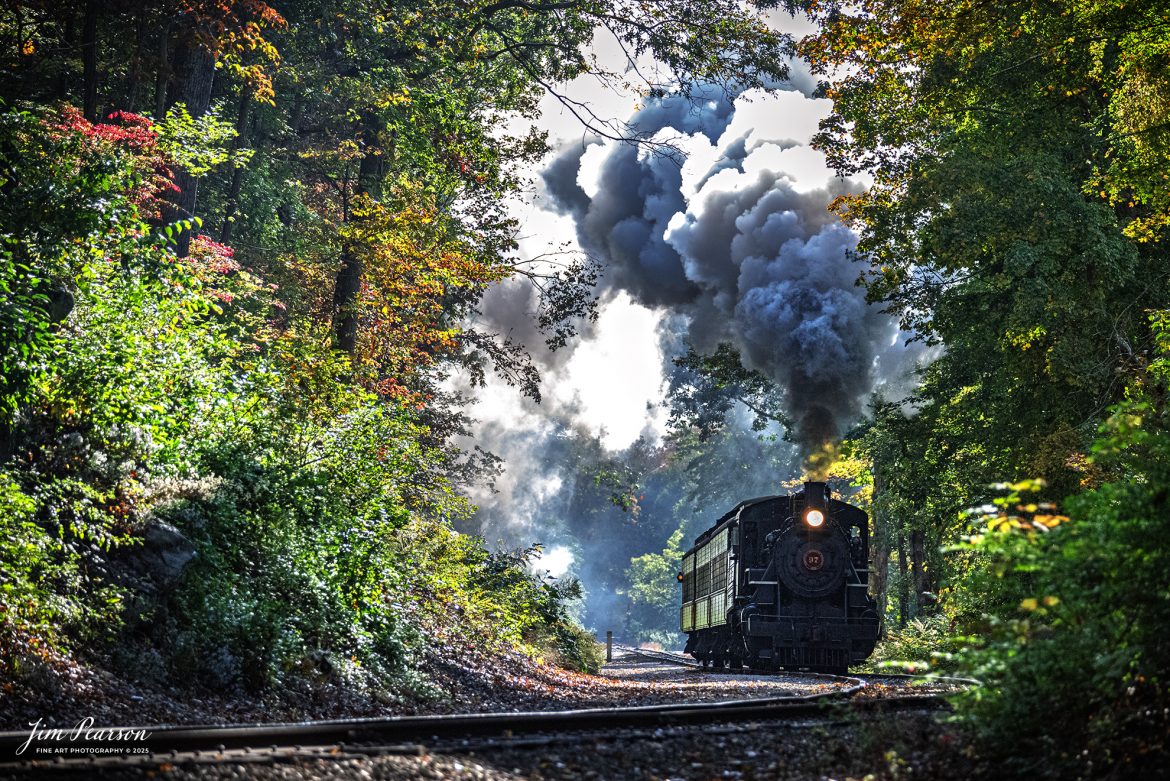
[0,649,969,773]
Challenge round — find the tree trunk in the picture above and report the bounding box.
[219,86,253,244]
[162,30,216,256]
[154,22,171,120]
[123,2,148,113]
[0,421,12,466]
[897,532,909,628]
[869,468,890,633]
[81,0,98,121]
[332,111,386,353]
[910,528,926,617]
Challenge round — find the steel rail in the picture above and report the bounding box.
[0,650,962,771]
[0,696,948,772]
[614,644,866,687]
[0,690,847,757]
[618,644,979,689]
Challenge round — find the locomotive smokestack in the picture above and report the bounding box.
[802,481,829,506]
[800,480,830,528]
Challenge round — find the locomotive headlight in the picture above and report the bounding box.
[804,508,825,527]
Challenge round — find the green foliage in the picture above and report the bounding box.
[389,527,601,672]
[667,343,791,441]
[0,255,57,426]
[0,104,593,706]
[947,314,1170,777]
[789,5,1170,773]
[622,528,686,647]
[0,474,65,650]
[863,615,963,675]
[626,528,685,608]
[0,105,188,658]
[158,366,439,690]
[0,0,808,706]
[156,102,249,177]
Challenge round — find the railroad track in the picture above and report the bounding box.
[619,644,978,691]
[0,649,965,773]
[615,644,863,683]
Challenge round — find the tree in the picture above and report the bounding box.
[789,0,1170,517]
[623,527,685,645]
[789,0,1170,772]
[666,343,791,441]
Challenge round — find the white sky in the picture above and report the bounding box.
[556,292,669,449]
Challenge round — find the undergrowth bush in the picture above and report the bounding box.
[390,523,602,673]
[0,104,595,708]
[947,310,1170,778]
[862,615,964,674]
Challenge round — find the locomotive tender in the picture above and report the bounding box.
[679,480,879,673]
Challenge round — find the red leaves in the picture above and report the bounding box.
[51,106,153,144]
[188,234,240,275]
[46,107,176,220]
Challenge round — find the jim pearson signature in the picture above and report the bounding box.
[15,718,151,756]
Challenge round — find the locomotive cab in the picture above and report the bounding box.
[680,481,879,674]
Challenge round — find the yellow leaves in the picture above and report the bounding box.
[20,39,35,56]
[990,478,1048,493]
[339,185,505,395]
[1005,325,1047,351]
[196,2,285,104]
[987,515,1020,532]
[1032,514,1068,529]
[986,510,1067,534]
[803,441,839,481]
[1020,595,1060,611]
[970,478,1070,544]
[377,89,412,108]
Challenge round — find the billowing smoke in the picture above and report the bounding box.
[540,81,914,460]
[459,65,924,639]
[541,82,738,308]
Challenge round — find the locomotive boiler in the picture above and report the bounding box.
[679,480,879,673]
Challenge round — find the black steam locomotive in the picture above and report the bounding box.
[679,481,879,673]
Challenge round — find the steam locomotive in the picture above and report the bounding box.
[679,481,879,673]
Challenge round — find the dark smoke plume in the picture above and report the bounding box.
[539,80,915,459]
